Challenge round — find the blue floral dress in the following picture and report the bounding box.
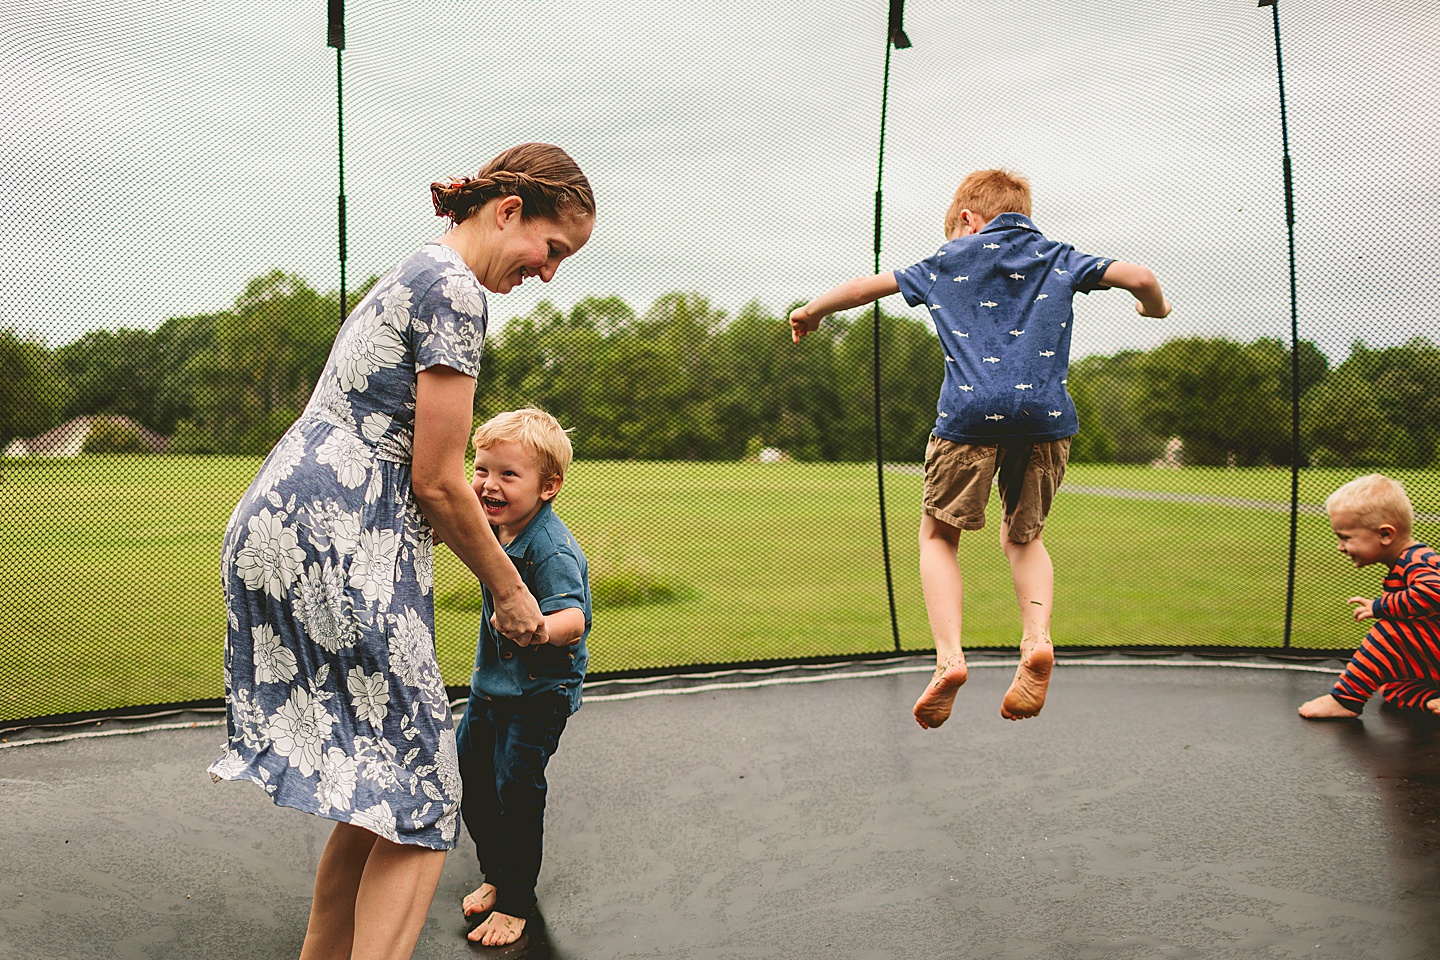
[209,243,487,849]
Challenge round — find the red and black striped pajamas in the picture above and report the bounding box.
[1331,544,1440,714]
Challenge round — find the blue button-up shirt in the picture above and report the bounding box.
[471,500,591,713]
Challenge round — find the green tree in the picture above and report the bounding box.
[1134,336,1289,466]
[833,307,943,462]
[578,293,728,460]
[81,417,153,454]
[708,301,846,461]
[0,328,68,449]
[55,327,159,428]
[200,271,335,454]
[1069,351,1162,464]
[1317,337,1439,467]
[1300,367,1394,467]
[1067,373,1115,463]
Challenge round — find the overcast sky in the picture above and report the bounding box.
[2,0,1436,364]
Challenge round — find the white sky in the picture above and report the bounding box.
[2,0,1436,364]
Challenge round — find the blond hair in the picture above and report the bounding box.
[472,407,573,482]
[944,168,1032,236]
[1325,473,1414,539]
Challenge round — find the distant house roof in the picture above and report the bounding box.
[3,416,169,457]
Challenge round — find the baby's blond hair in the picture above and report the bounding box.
[472,407,573,482]
[1325,473,1414,540]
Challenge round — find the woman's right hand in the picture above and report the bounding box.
[490,586,548,646]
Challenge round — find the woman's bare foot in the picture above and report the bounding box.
[1298,694,1360,719]
[462,882,498,917]
[468,911,526,946]
[1000,635,1053,720]
[914,653,968,729]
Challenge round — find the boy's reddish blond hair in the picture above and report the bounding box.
[472,407,573,482]
[1325,473,1415,540]
[944,168,1032,236]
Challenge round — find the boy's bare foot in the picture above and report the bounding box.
[462,883,498,917]
[468,911,526,946]
[914,654,968,729]
[1298,694,1359,719]
[1000,635,1053,721]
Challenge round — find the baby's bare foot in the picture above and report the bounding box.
[1428,698,1440,717]
[462,883,497,917]
[1298,694,1359,719]
[914,654,968,729]
[469,911,526,946]
[1000,635,1053,721]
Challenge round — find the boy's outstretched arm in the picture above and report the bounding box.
[790,273,901,342]
[1098,261,1171,318]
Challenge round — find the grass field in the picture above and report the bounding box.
[2,456,1436,722]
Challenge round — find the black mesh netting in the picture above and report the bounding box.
[1,0,1436,724]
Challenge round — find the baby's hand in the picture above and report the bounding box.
[1348,597,1374,622]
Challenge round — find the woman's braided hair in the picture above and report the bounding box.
[431,143,595,226]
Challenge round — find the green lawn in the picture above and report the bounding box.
[2,457,1434,722]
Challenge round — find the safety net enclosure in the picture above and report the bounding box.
[1,0,1437,725]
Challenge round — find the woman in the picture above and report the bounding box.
[209,143,594,960]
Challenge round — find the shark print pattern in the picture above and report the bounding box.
[892,213,1114,442]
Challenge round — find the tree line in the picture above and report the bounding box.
[2,270,1436,468]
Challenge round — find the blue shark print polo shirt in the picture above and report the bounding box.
[895,214,1112,444]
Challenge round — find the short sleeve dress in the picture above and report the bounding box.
[208,243,487,849]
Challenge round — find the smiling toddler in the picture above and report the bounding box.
[1299,473,1440,720]
[455,407,591,946]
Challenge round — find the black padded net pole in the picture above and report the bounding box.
[329,0,347,325]
[872,1,912,652]
[1261,0,1300,648]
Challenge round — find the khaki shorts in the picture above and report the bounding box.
[923,435,1071,543]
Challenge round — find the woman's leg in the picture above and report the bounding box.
[350,837,447,960]
[298,820,447,960]
[299,821,377,960]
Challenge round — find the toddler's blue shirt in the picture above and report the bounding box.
[895,213,1112,443]
[471,500,591,713]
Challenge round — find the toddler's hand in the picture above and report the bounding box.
[1348,597,1374,622]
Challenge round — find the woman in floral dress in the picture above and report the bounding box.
[209,143,594,960]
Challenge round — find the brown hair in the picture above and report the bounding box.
[431,143,595,226]
[943,168,1032,235]
[1325,473,1415,540]
[472,407,574,483]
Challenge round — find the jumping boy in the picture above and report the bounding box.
[790,168,1170,728]
[1299,473,1440,719]
[455,408,591,946]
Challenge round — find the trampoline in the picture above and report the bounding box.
[3,654,1439,960]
